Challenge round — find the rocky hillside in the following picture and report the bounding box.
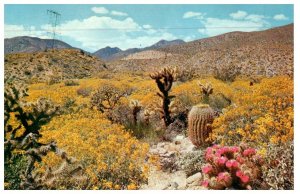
[93,39,185,61]
[110,24,293,78]
[4,36,73,54]
[5,49,106,83]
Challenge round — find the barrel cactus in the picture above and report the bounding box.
[188,104,214,147]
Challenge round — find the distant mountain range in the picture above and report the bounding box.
[4,24,294,78]
[4,36,73,54]
[110,23,293,77]
[4,36,185,61]
[92,39,185,60]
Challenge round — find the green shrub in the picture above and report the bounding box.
[77,87,92,97]
[64,79,79,86]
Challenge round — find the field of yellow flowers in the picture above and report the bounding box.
[4,70,293,190]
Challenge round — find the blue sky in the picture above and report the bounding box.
[4,4,293,52]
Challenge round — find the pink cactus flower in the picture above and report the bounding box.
[236,170,250,183]
[243,148,256,157]
[206,147,213,155]
[223,146,230,153]
[202,164,213,174]
[217,172,226,181]
[236,155,245,164]
[217,156,228,165]
[240,175,250,183]
[226,159,239,169]
[230,146,240,153]
[236,170,242,177]
[202,180,209,187]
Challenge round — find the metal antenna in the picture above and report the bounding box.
[47,9,61,49]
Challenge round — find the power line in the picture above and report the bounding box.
[5,26,270,32]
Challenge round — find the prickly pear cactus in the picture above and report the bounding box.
[188,104,214,147]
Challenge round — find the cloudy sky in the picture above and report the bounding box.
[4,4,293,52]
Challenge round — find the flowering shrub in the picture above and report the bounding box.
[38,109,150,189]
[210,76,293,147]
[201,144,264,190]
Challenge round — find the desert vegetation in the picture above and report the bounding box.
[4,61,294,190]
[4,23,294,190]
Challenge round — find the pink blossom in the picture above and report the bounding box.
[205,153,214,161]
[226,159,239,169]
[223,146,230,153]
[217,172,226,181]
[206,147,213,155]
[240,175,250,183]
[202,180,209,187]
[230,146,240,153]
[202,164,213,174]
[243,148,256,157]
[236,155,245,164]
[217,156,228,165]
[236,170,250,183]
[217,172,232,184]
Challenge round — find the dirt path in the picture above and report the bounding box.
[141,135,206,190]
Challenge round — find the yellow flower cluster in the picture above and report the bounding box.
[210,76,293,148]
[38,108,150,189]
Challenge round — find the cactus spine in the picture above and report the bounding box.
[188,104,214,147]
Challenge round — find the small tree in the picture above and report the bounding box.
[90,84,131,121]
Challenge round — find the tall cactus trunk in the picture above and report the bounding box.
[162,95,171,127]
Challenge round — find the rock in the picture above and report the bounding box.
[161,151,175,158]
[186,172,202,184]
[175,140,181,145]
[175,135,185,141]
[164,119,186,141]
[163,182,179,190]
[158,149,167,155]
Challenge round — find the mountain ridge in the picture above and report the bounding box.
[4,36,73,54]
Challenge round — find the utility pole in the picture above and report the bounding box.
[47,9,61,49]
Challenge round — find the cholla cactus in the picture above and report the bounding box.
[4,79,85,189]
[150,67,178,127]
[198,82,213,104]
[188,104,214,147]
[19,137,87,189]
[90,84,131,122]
[201,144,264,190]
[143,109,154,126]
[129,99,142,125]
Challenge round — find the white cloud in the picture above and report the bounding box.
[91,7,109,14]
[273,14,289,21]
[198,17,270,37]
[229,11,248,20]
[141,24,157,34]
[40,16,179,51]
[245,14,268,22]
[111,10,128,16]
[183,11,205,19]
[4,24,50,39]
[91,7,128,17]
